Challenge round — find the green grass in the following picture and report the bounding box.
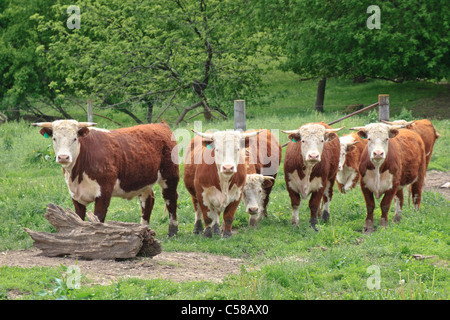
[0,71,449,300]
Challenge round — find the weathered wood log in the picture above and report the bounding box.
[24,203,162,260]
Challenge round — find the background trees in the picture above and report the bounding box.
[1,0,449,123]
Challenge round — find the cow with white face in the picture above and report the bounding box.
[32,119,180,237]
[241,129,281,227]
[350,123,426,233]
[242,174,275,226]
[283,122,342,231]
[183,129,260,237]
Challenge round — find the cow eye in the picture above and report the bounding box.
[321,139,324,143]
[53,137,56,142]
[385,138,388,142]
[301,140,305,143]
[367,138,371,141]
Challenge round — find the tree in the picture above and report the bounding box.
[0,0,74,120]
[254,0,450,111]
[33,0,264,124]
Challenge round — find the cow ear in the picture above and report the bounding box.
[39,127,52,138]
[346,144,356,152]
[288,133,301,143]
[357,130,367,140]
[325,132,338,142]
[262,176,275,188]
[78,127,90,138]
[389,129,399,138]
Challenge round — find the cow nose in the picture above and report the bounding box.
[222,165,234,173]
[248,207,259,215]
[373,150,384,158]
[57,154,70,163]
[307,153,320,161]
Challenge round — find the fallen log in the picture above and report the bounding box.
[24,203,162,260]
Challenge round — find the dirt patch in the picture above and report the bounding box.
[423,170,450,201]
[0,248,243,285]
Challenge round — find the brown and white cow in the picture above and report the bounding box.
[382,119,439,169]
[242,129,282,226]
[336,132,367,193]
[283,122,342,231]
[32,120,180,237]
[183,129,260,237]
[350,123,426,233]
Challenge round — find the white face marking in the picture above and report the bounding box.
[242,174,270,214]
[287,169,323,199]
[360,123,397,166]
[51,120,82,168]
[211,131,244,175]
[64,172,101,206]
[298,124,326,165]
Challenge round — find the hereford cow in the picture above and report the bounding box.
[183,129,260,237]
[282,122,342,231]
[382,119,439,169]
[350,123,426,233]
[242,129,282,227]
[336,132,367,193]
[32,120,180,237]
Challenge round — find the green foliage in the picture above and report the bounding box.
[255,0,450,81]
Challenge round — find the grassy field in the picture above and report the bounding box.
[0,72,449,300]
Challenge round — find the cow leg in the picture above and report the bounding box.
[393,189,404,223]
[93,192,112,223]
[321,179,333,223]
[159,173,179,237]
[309,191,323,231]
[192,196,203,234]
[260,183,274,219]
[222,200,240,238]
[139,189,155,225]
[379,188,396,229]
[288,188,301,226]
[411,179,424,211]
[361,185,375,233]
[72,199,87,221]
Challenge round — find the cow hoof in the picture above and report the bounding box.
[379,218,388,228]
[203,227,213,238]
[310,224,318,232]
[321,210,330,222]
[291,218,299,227]
[193,220,204,234]
[168,224,178,237]
[222,230,232,238]
[393,214,402,223]
[212,223,220,235]
[363,220,374,234]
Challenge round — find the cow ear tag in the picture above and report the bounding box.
[44,132,50,138]
[206,144,212,150]
[292,138,297,143]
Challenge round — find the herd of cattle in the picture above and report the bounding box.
[31,118,439,237]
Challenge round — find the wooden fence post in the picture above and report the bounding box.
[87,99,93,122]
[378,94,389,122]
[234,100,246,131]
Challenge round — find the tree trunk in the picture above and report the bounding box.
[144,96,153,123]
[24,203,161,260]
[314,78,326,113]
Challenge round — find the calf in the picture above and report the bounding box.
[350,123,426,233]
[32,120,180,237]
[282,122,342,230]
[183,129,260,237]
[336,132,367,193]
[383,119,439,169]
[242,129,282,226]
